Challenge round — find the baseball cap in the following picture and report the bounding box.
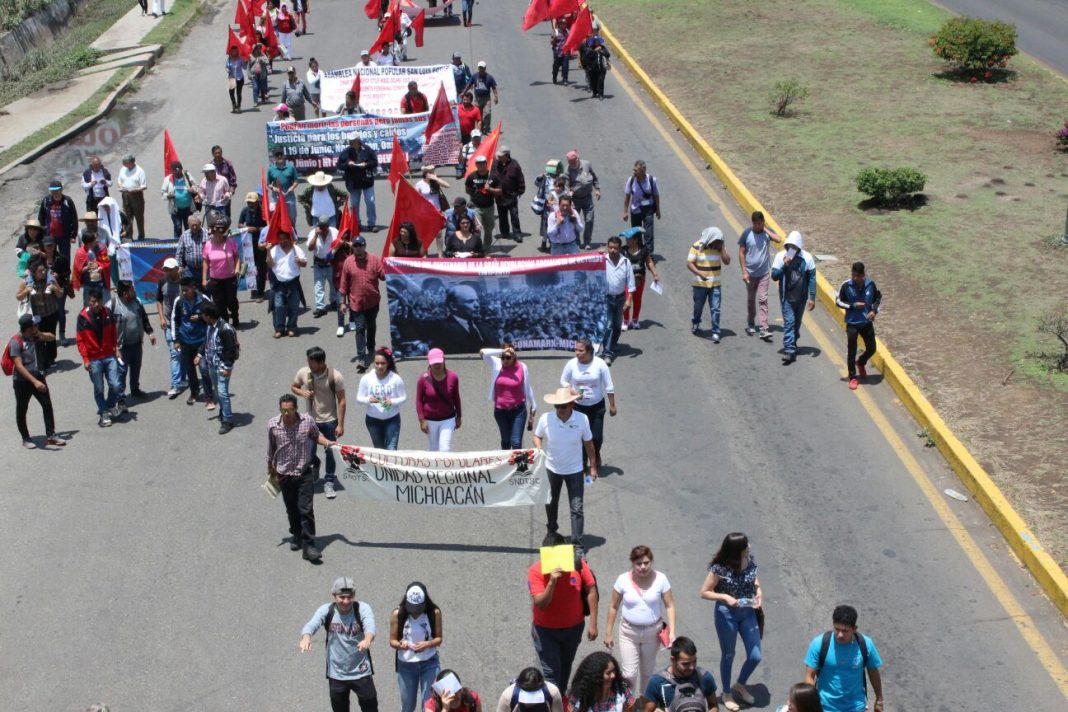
[317,216,333,228]
[470,129,481,138]
[18,314,40,331]
[517,689,548,705]
[474,155,487,163]
[287,65,296,73]
[477,60,487,68]
[163,257,179,269]
[360,49,370,56]
[452,51,462,59]
[497,145,510,155]
[245,192,260,202]
[332,577,356,595]
[48,179,62,191]
[427,348,445,365]
[202,163,216,172]
[405,585,426,605]
[353,235,367,246]
[122,153,135,162]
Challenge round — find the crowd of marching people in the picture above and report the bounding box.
[8,3,890,712]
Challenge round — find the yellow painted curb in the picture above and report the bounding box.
[598,23,1068,619]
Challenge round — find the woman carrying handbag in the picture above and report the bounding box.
[602,545,676,697]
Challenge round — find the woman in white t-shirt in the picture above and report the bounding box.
[603,545,676,696]
[559,337,616,478]
[390,582,444,712]
[356,347,407,450]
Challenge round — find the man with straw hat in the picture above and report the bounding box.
[306,171,337,228]
[534,387,597,554]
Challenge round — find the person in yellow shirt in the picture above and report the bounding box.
[688,227,732,343]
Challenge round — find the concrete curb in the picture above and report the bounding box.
[598,23,1068,619]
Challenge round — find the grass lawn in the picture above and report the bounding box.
[599,0,1068,562]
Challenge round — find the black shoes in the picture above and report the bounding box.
[303,544,322,562]
[289,537,302,551]
[219,422,234,435]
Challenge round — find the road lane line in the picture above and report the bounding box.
[608,51,1068,696]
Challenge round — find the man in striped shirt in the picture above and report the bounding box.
[688,227,732,343]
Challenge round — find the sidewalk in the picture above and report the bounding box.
[0,6,169,163]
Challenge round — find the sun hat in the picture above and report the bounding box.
[245,192,260,202]
[24,218,43,229]
[307,171,333,187]
[202,163,216,172]
[163,257,179,269]
[544,387,580,406]
[79,211,99,221]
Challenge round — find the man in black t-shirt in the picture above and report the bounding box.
[9,314,64,449]
[464,155,500,254]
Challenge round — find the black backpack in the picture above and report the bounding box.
[816,631,871,699]
[321,603,374,676]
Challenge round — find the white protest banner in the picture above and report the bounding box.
[331,446,549,507]
[320,64,458,118]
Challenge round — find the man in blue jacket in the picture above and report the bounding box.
[171,277,213,407]
[770,231,817,365]
[835,261,882,390]
[335,133,379,231]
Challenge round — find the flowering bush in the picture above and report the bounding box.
[1057,121,1068,149]
[931,17,1018,81]
[856,167,927,206]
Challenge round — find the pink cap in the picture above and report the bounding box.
[427,348,445,365]
[566,150,579,161]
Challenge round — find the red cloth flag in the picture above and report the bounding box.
[260,168,271,223]
[332,202,354,249]
[262,8,280,58]
[237,0,257,44]
[548,0,582,19]
[364,0,382,20]
[388,134,409,191]
[464,121,501,178]
[350,71,362,105]
[382,177,447,257]
[371,10,399,54]
[226,27,252,60]
[163,129,180,172]
[412,9,425,47]
[264,188,295,247]
[234,0,249,26]
[424,83,453,145]
[251,0,266,15]
[561,7,592,56]
[522,0,552,31]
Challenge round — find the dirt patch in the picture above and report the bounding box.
[599,0,1068,563]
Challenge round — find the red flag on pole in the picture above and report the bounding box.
[262,8,280,58]
[264,188,294,247]
[382,178,447,257]
[522,0,552,31]
[464,122,501,178]
[260,168,271,223]
[412,9,426,47]
[226,27,252,60]
[370,11,399,54]
[234,0,249,25]
[424,83,453,144]
[237,0,257,44]
[388,134,409,191]
[561,7,593,56]
[332,201,354,250]
[350,71,361,106]
[163,129,180,172]
[364,0,382,19]
[548,0,582,19]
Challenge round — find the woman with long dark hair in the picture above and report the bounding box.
[391,221,427,257]
[424,669,481,712]
[559,336,616,478]
[567,651,635,712]
[389,581,444,712]
[356,347,406,450]
[700,532,763,712]
[776,682,823,712]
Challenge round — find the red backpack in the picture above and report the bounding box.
[1,335,23,376]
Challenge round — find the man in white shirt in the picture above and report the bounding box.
[546,195,584,255]
[267,231,307,337]
[534,388,596,553]
[601,235,635,366]
[307,217,339,318]
[118,154,147,240]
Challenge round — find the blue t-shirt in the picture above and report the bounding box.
[643,668,717,709]
[737,228,772,278]
[803,633,883,712]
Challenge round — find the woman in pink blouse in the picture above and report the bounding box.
[480,342,537,449]
[415,348,462,452]
[201,215,241,326]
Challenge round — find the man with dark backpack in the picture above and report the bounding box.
[291,346,347,498]
[803,605,884,712]
[496,667,564,712]
[642,637,719,712]
[6,314,64,449]
[195,302,239,435]
[300,577,379,712]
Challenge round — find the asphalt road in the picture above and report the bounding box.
[1,1,1067,710]
[935,0,1068,77]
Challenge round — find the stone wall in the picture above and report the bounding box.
[0,0,87,79]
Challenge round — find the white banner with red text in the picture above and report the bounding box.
[320,64,458,117]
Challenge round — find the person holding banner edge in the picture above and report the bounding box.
[534,388,597,554]
[356,347,406,451]
[480,343,537,449]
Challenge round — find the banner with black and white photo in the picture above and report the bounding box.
[384,255,609,358]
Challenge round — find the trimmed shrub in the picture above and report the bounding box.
[1038,304,1068,372]
[1057,121,1068,149]
[769,79,809,117]
[930,17,1018,80]
[856,167,927,206]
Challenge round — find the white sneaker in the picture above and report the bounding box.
[167,387,178,397]
[336,326,345,337]
[347,322,357,332]
[621,321,628,331]
[324,482,336,499]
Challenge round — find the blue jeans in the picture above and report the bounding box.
[312,265,335,311]
[532,622,584,689]
[396,656,440,712]
[781,298,806,355]
[365,414,401,450]
[493,403,527,449]
[273,278,300,333]
[714,602,762,691]
[165,334,184,389]
[692,285,722,333]
[601,292,626,357]
[349,185,377,228]
[117,342,144,400]
[88,356,122,415]
[208,366,233,422]
[311,419,338,483]
[550,241,579,255]
[351,306,378,365]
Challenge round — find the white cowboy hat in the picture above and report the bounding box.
[307,171,333,187]
[543,387,581,406]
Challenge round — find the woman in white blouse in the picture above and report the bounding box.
[559,337,616,477]
[356,347,407,450]
[603,545,676,696]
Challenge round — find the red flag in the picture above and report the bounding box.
[237,0,257,44]
[251,0,266,15]
[412,9,425,47]
[260,168,271,223]
[464,122,501,178]
[364,0,381,19]
[234,0,249,25]
[262,8,280,58]
[548,0,582,19]
[522,0,552,31]
[163,129,180,173]
[382,178,447,257]
[264,188,294,247]
[388,134,409,191]
[226,27,252,60]
[332,202,351,250]
[370,11,399,54]
[350,71,361,106]
[561,7,592,55]
[424,83,453,144]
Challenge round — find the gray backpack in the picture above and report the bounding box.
[660,669,708,712]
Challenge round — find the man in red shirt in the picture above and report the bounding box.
[527,547,599,689]
[337,236,385,373]
[400,81,429,114]
[76,288,122,427]
[456,92,482,145]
